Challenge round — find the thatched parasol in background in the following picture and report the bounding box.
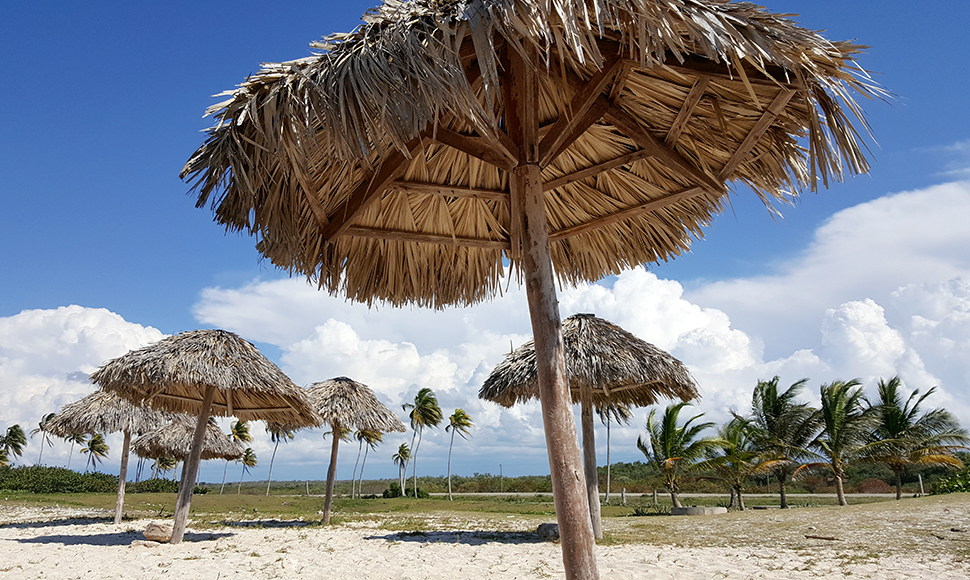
[305,377,406,524]
[44,389,170,524]
[480,313,698,538]
[90,329,319,543]
[132,416,244,462]
[181,1,878,574]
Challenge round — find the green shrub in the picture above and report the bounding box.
[0,465,117,493]
[127,478,179,493]
[932,466,970,494]
[383,482,403,498]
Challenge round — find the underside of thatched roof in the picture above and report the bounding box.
[182,0,880,308]
[479,313,698,407]
[43,390,171,438]
[305,377,407,433]
[132,417,244,461]
[90,329,320,428]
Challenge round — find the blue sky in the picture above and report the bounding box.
[2,1,969,485]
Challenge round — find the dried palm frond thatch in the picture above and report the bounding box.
[182,0,881,309]
[132,417,244,461]
[90,328,318,544]
[305,377,406,524]
[479,312,698,538]
[45,389,171,524]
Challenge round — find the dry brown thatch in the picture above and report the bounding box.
[43,390,170,439]
[132,417,244,461]
[305,377,407,434]
[182,0,879,309]
[90,329,319,428]
[479,313,698,407]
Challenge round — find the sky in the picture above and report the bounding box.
[2,1,969,486]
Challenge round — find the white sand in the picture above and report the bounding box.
[1,506,968,579]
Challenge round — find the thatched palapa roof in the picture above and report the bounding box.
[90,329,319,428]
[44,390,171,438]
[479,313,698,407]
[306,377,406,433]
[182,0,879,309]
[132,417,244,461]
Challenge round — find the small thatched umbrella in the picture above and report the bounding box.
[182,1,878,574]
[90,329,319,543]
[305,377,406,524]
[44,390,170,524]
[132,417,244,463]
[480,313,698,538]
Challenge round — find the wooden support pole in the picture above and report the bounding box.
[323,421,341,524]
[171,384,217,544]
[581,395,604,539]
[113,430,131,525]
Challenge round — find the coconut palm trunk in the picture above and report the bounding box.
[410,427,423,497]
[358,445,371,498]
[351,436,364,499]
[266,438,280,496]
[447,427,456,501]
[221,460,230,494]
[604,416,611,503]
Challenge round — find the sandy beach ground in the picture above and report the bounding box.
[2,495,968,579]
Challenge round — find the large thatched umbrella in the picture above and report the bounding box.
[181,1,877,575]
[44,390,170,524]
[90,329,319,543]
[305,377,406,524]
[132,417,244,463]
[480,313,698,538]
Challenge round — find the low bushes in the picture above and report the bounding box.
[0,465,116,493]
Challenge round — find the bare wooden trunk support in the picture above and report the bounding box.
[323,422,341,524]
[113,430,131,525]
[581,396,604,539]
[171,384,217,544]
[508,45,599,580]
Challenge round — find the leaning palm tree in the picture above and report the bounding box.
[446,409,474,500]
[152,455,177,479]
[30,414,57,465]
[392,443,410,494]
[356,430,383,498]
[63,433,87,470]
[351,429,381,499]
[1,424,27,466]
[744,376,821,508]
[265,423,295,496]
[637,402,718,508]
[695,417,761,510]
[798,379,876,506]
[402,388,443,497]
[865,376,970,499]
[81,433,110,473]
[237,447,257,494]
[597,403,633,503]
[222,420,252,494]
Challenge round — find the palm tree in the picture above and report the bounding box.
[30,414,57,465]
[637,402,718,508]
[865,376,970,499]
[597,403,632,503]
[446,409,474,500]
[1,424,27,466]
[798,379,877,506]
[695,417,761,510]
[402,388,443,497]
[221,420,252,494]
[392,443,410,494]
[152,456,177,479]
[265,424,295,496]
[237,447,257,494]
[63,433,87,470]
[744,376,821,509]
[81,433,110,473]
[356,430,383,498]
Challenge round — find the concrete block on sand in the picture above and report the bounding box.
[670,506,728,516]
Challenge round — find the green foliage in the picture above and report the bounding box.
[932,465,970,494]
[194,485,212,495]
[0,465,117,493]
[127,478,180,493]
[383,482,403,498]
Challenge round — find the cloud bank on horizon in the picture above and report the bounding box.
[2,178,969,483]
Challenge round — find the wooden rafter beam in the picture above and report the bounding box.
[549,186,706,242]
[542,149,654,191]
[429,126,517,171]
[718,89,798,180]
[392,181,508,202]
[322,134,428,242]
[665,76,711,145]
[344,225,510,250]
[538,54,625,167]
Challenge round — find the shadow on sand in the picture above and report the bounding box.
[365,530,546,546]
[216,518,321,529]
[15,529,233,546]
[2,517,113,529]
